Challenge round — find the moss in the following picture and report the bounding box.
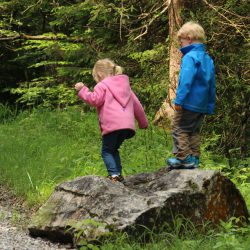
[30,202,58,228]
[187,180,199,191]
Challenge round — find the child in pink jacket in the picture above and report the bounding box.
[75,58,148,182]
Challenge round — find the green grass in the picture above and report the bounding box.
[0,106,249,206]
[100,230,250,250]
[75,216,250,250]
[0,106,249,250]
[0,106,170,205]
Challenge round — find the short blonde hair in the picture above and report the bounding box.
[92,58,123,82]
[177,21,205,43]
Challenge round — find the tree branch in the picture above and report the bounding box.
[133,2,170,40]
[0,34,86,42]
[202,0,249,41]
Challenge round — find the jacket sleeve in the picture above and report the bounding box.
[207,62,216,114]
[174,55,197,106]
[131,91,148,129]
[78,83,105,107]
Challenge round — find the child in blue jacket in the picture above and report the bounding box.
[167,21,216,169]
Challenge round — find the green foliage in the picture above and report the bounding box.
[67,219,110,249]
[65,214,250,249]
[0,107,249,205]
[8,38,92,107]
[212,218,250,250]
[100,216,250,250]
[0,103,17,122]
[0,107,170,205]
[128,43,168,113]
[0,1,249,247]
[0,0,167,111]
[0,0,249,158]
[1,0,248,160]
[183,0,249,158]
[0,108,249,249]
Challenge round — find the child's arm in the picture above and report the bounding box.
[131,91,148,129]
[76,82,105,107]
[175,56,197,106]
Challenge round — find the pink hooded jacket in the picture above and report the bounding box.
[78,74,148,135]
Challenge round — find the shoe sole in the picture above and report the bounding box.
[107,176,125,182]
[167,161,195,168]
[167,164,196,170]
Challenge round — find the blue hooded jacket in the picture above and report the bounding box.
[174,43,216,114]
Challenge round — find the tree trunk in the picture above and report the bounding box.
[153,0,182,126]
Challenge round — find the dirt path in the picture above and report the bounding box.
[0,185,74,250]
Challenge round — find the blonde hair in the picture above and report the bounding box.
[92,58,123,82]
[177,21,205,43]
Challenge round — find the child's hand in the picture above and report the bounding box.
[75,82,85,91]
[175,104,183,111]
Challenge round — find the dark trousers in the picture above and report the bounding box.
[102,129,134,176]
[172,109,204,160]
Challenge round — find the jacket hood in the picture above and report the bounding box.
[180,43,205,55]
[102,74,132,108]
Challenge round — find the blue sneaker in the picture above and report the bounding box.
[167,155,195,169]
[167,157,182,168]
[193,156,199,168]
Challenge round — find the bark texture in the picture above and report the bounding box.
[29,169,249,244]
[154,0,183,125]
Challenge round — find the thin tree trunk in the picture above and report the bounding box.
[153,0,182,125]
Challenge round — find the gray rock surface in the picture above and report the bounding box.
[29,169,249,244]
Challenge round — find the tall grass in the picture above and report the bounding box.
[0,106,170,205]
[0,106,249,206]
[0,106,249,249]
[100,227,250,250]
[77,216,250,250]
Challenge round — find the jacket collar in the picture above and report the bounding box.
[180,43,205,55]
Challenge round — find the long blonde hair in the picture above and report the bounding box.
[92,58,123,82]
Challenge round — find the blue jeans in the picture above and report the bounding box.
[102,129,135,176]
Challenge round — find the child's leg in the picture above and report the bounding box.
[189,114,204,158]
[102,129,134,176]
[113,129,135,175]
[172,109,203,160]
[171,110,192,160]
[113,150,121,174]
[102,131,121,176]
[189,133,201,157]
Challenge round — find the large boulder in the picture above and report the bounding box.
[28,169,249,244]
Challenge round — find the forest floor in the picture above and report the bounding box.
[0,185,75,250]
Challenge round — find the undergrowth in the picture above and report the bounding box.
[0,106,248,206]
[70,216,250,250]
[0,106,169,205]
[0,106,249,249]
